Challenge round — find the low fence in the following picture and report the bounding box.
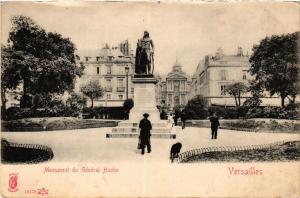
[2,140,54,164]
[176,141,286,163]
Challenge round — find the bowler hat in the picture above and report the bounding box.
[143,113,149,117]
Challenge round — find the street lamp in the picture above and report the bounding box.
[125,66,130,100]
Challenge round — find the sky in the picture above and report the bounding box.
[1,1,299,75]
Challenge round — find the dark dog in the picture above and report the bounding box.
[170,142,182,163]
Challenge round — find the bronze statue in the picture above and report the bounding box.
[135,31,155,75]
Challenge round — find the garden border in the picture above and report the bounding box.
[176,141,286,163]
[2,140,54,164]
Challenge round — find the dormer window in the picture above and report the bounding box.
[96,57,100,62]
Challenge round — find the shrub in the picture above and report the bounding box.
[246,107,264,118]
[4,105,77,120]
[184,95,208,119]
[20,95,33,108]
[223,119,260,130]
[160,110,168,120]
[66,93,87,113]
[246,106,299,119]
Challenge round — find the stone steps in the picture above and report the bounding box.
[118,122,169,128]
[106,133,176,139]
[111,127,172,133]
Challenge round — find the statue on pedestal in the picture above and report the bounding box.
[135,31,155,76]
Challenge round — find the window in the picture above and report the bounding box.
[97,67,100,75]
[118,67,123,75]
[181,94,186,105]
[167,81,172,91]
[242,71,247,80]
[167,94,172,105]
[220,70,227,80]
[118,95,123,100]
[180,81,185,91]
[107,94,111,100]
[96,57,100,62]
[106,65,112,74]
[221,85,227,95]
[118,78,124,88]
[106,79,112,90]
[174,96,180,106]
[174,81,180,92]
[85,57,89,62]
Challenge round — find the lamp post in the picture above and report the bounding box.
[125,66,129,100]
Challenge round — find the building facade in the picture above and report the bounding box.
[189,47,282,106]
[161,61,191,108]
[76,41,162,108]
[76,42,135,107]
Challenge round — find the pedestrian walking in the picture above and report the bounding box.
[173,110,179,126]
[139,113,152,155]
[209,113,220,139]
[168,113,174,126]
[180,110,186,130]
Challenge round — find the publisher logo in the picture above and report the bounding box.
[8,173,19,192]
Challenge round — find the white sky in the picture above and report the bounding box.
[1,2,299,75]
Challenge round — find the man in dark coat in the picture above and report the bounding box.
[209,113,220,139]
[173,110,179,126]
[139,113,152,155]
[180,110,187,130]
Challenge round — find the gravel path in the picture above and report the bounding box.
[2,126,300,164]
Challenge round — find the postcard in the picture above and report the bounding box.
[1,1,299,197]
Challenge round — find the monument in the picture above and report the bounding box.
[106,31,175,138]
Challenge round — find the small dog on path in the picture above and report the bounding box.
[170,142,182,163]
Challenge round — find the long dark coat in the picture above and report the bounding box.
[209,116,220,129]
[139,118,152,140]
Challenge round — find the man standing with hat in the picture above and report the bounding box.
[139,113,152,155]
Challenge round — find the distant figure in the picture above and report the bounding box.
[173,111,179,126]
[168,113,174,126]
[209,113,220,139]
[170,142,182,163]
[139,113,152,155]
[180,110,187,130]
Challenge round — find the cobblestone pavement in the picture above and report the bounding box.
[2,126,300,163]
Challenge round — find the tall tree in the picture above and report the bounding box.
[81,81,103,108]
[243,80,263,107]
[3,15,84,107]
[225,82,248,106]
[249,32,299,107]
[184,95,208,119]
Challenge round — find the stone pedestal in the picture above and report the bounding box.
[106,77,175,139]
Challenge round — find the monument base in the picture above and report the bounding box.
[106,77,175,139]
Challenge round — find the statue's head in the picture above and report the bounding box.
[143,30,149,38]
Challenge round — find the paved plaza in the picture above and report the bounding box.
[2,127,300,164]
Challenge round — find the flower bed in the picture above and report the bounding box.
[182,141,300,163]
[1,117,120,132]
[186,119,300,133]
